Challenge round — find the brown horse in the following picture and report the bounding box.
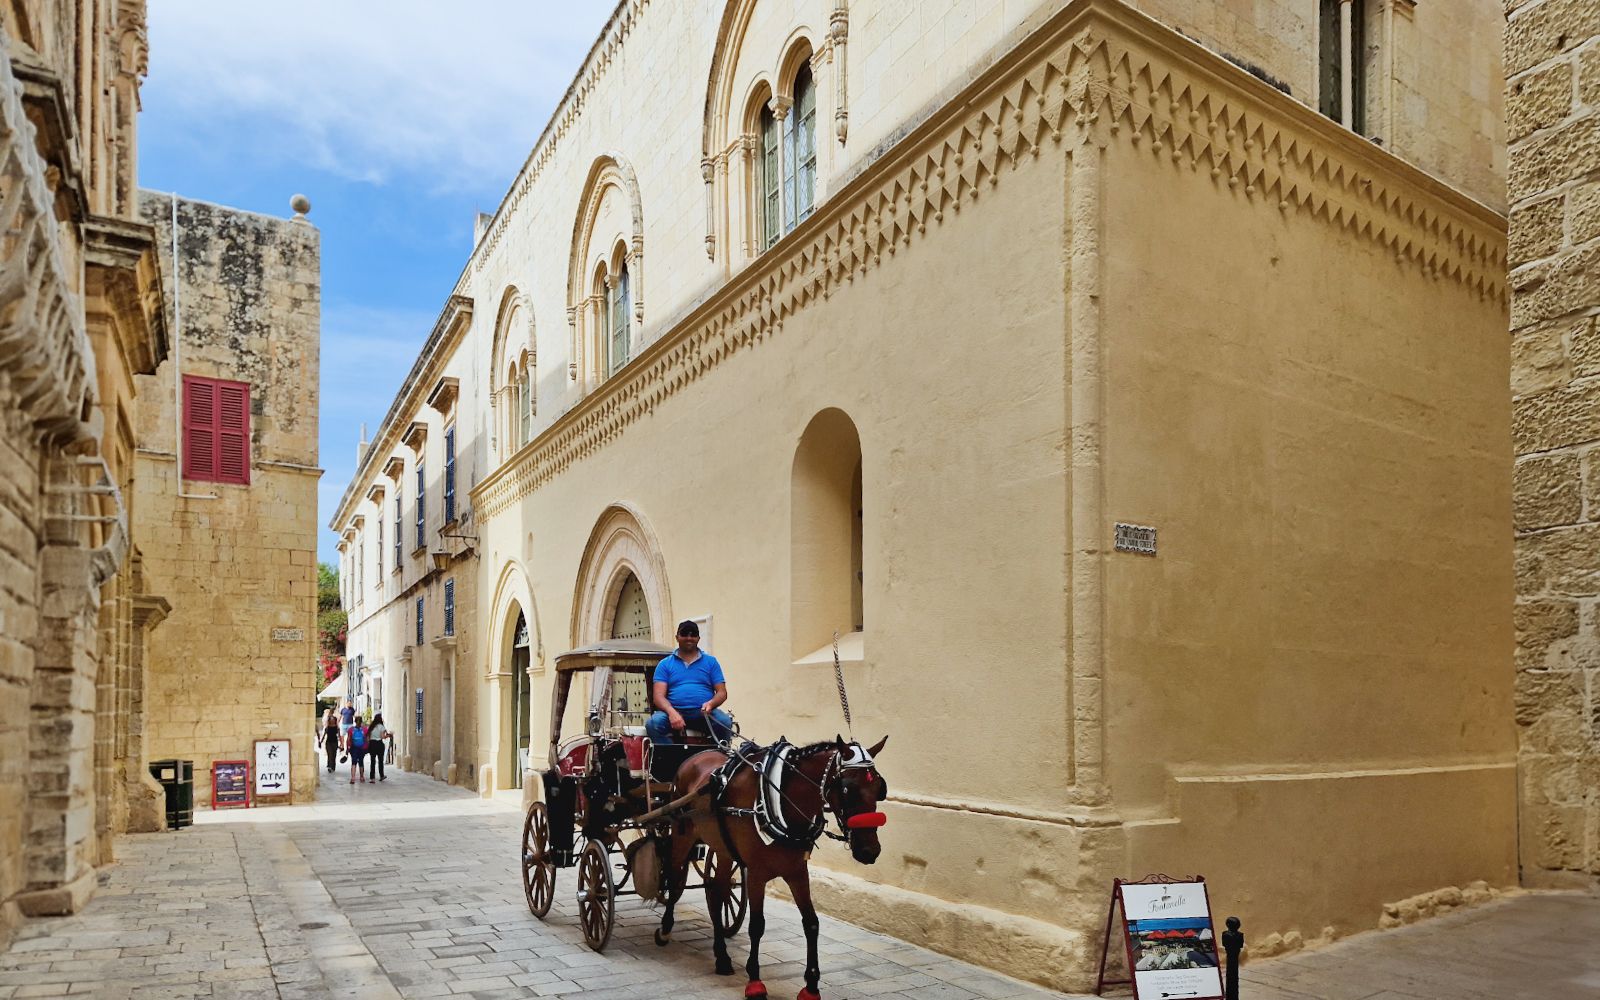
[655,736,889,1000]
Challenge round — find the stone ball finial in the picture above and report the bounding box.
[290,193,312,218]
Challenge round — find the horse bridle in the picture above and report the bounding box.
[816,746,888,843]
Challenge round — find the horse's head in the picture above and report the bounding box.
[829,736,888,865]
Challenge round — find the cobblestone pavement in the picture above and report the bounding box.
[2,767,1597,999]
[0,768,1067,1000]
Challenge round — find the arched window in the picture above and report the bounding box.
[505,362,522,452]
[791,408,864,659]
[491,289,533,462]
[788,63,817,229]
[519,359,533,445]
[609,262,631,376]
[759,62,818,250]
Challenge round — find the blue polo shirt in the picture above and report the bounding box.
[654,651,726,711]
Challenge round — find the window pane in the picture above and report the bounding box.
[762,109,781,249]
[796,66,817,223]
[783,103,797,234]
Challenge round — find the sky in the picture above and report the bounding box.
[138,2,618,567]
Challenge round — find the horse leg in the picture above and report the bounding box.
[655,832,694,947]
[786,867,822,1000]
[708,851,734,976]
[743,869,770,1000]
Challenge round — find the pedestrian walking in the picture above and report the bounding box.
[322,710,339,773]
[347,715,369,783]
[366,714,389,782]
[338,699,355,749]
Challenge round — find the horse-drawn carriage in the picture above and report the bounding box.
[519,640,746,950]
[519,638,890,1000]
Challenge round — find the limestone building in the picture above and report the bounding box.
[335,297,482,789]
[333,0,1512,987]
[0,0,169,947]
[1508,0,1600,882]
[133,194,323,806]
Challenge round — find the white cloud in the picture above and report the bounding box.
[146,2,618,192]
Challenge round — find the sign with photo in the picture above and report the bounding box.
[1097,877,1223,1000]
[211,760,251,809]
[253,739,292,800]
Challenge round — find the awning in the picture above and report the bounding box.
[317,671,346,701]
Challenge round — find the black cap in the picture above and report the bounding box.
[676,620,700,637]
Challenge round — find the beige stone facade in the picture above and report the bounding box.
[329,0,1513,988]
[1509,0,1600,884]
[335,299,484,793]
[0,0,168,948]
[133,194,322,806]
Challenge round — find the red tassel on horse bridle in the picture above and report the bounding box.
[846,812,887,829]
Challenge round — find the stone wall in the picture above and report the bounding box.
[1509,0,1600,884]
[133,194,322,807]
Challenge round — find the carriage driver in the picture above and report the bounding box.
[647,620,734,745]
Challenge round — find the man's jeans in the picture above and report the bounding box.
[646,708,733,745]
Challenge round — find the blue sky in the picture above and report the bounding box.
[138,2,617,567]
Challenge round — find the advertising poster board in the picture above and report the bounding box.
[1097,876,1224,1000]
[253,739,292,800]
[211,760,251,809]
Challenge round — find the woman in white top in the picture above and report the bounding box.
[365,714,390,782]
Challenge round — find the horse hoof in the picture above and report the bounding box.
[654,928,671,947]
[796,990,821,1000]
[744,982,767,1000]
[715,958,736,976]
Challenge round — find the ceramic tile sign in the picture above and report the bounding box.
[253,739,292,800]
[1120,880,1223,999]
[212,760,251,809]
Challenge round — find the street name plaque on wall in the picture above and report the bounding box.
[271,627,305,642]
[1114,523,1157,555]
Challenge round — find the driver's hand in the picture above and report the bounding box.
[699,701,715,715]
[668,711,686,731]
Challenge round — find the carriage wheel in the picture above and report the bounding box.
[576,840,616,952]
[698,846,747,935]
[521,803,555,919]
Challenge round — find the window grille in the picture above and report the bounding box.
[444,579,456,637]
[393,494,402,569]
[416,596,424,645]
[414,688,424,735]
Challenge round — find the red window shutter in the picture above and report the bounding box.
[182,375,251,485]
[217,382,250,484]
[183,377,218,480]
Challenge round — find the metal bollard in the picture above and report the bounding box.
[1221,916,1244,1000]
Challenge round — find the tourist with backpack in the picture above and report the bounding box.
[366,714,389,782]
[347,715,368,783]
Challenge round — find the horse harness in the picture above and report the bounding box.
[705,739,879,867]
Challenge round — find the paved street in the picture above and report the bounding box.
[1,767,1597,1000]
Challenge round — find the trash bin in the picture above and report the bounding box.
[148,759,195,830]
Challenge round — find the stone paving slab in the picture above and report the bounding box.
[0,769,1064,1000]
[3,767,1599,999]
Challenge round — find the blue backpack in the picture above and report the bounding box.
[349,726,367,751]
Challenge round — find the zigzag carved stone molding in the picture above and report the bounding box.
[473,0,1507,521]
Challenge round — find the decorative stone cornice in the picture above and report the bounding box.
[471,0,1507,521]
[366,482,387,503]
[83,215,168,376]
[425,376,459,416]
[0,39,95,443]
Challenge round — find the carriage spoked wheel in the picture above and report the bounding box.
[693,846,748,935]
[520,802,555,919]
[576,840,616,951]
